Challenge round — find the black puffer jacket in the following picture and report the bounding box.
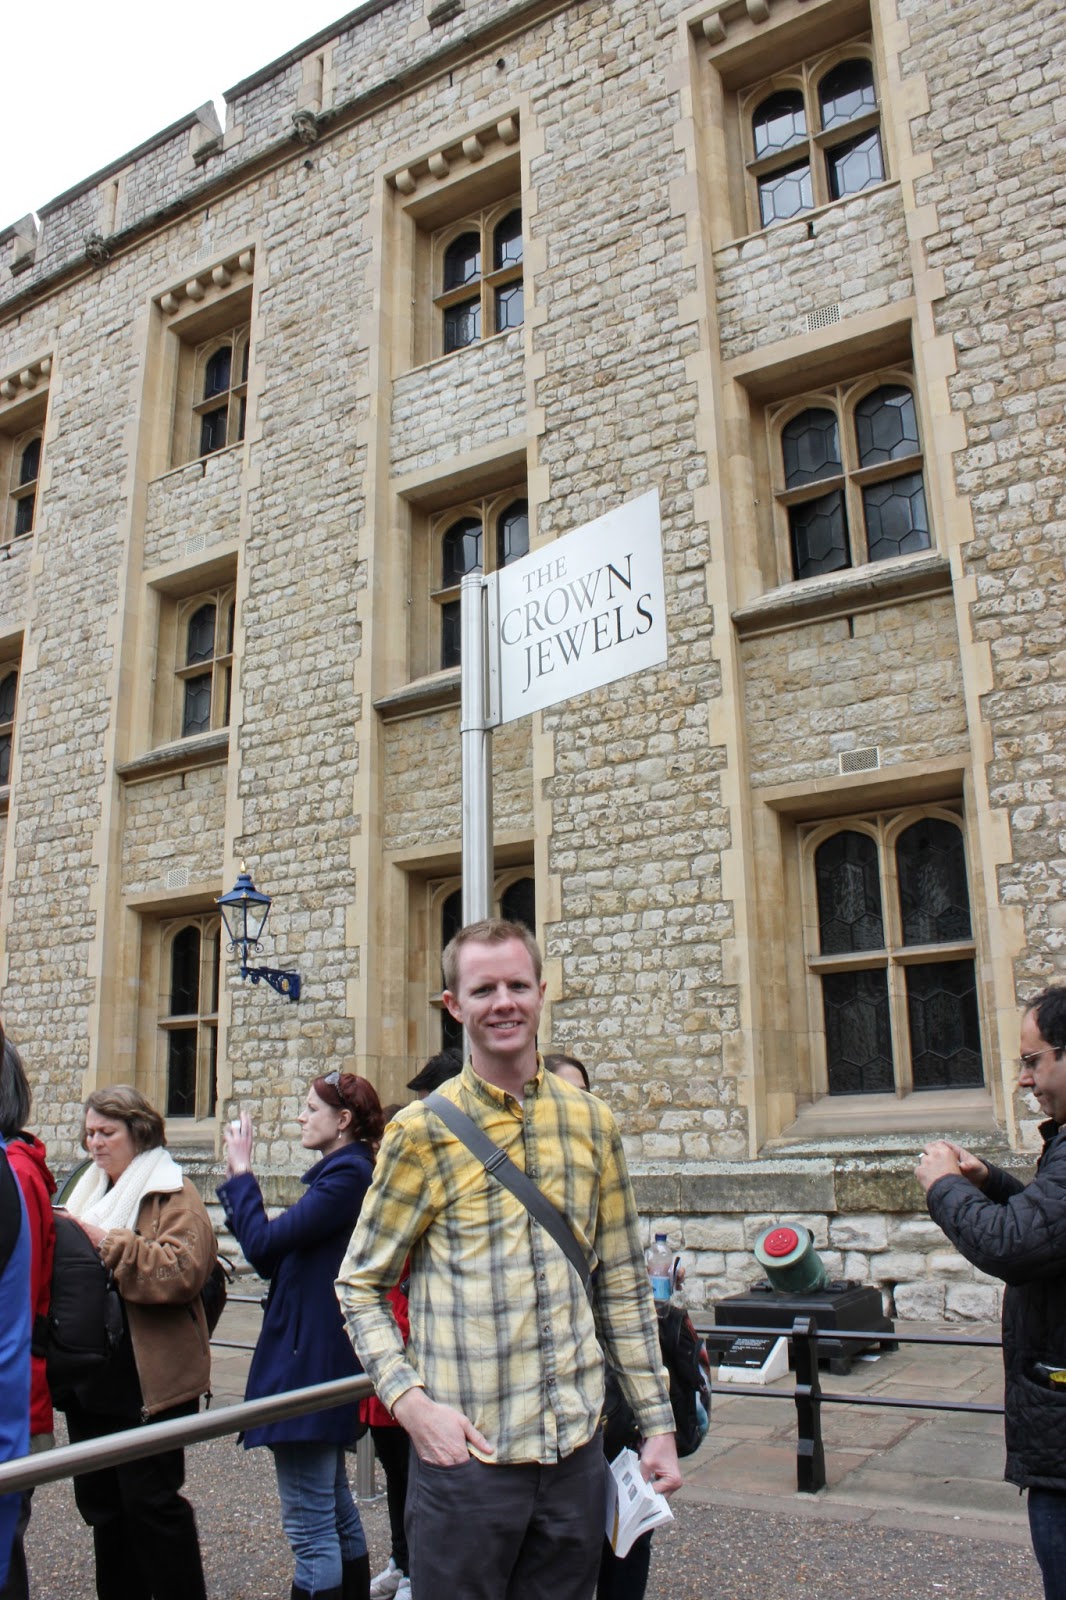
[927,1121,1066,1490]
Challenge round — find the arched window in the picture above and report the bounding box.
[195,330,249,458]
[496,500,529,568]
[177,590,235,738]
[10,435,41,539]
[806,811,982,1096]
[161,917,220,1118]
[773,375,930,581]
[431,491,528,671]
[434,204,524,355]
[746,51,884,229]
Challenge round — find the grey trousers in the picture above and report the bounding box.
[406,1435,605,1600]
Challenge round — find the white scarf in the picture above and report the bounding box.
[66,1145,184,1233]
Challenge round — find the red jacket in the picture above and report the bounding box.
[7,1134,56,1436]
[360,1274,409,1430]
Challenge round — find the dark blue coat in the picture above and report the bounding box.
[217,1142,373,1448]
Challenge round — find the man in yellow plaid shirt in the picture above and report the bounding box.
[336,918,679,1599]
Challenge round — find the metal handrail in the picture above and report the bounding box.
[701,1314,1004,1495]
[0,1375,375,1496]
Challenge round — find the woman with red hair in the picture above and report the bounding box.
[219,1072,384,1600]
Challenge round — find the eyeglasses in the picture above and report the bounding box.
[1017,1049,1063,1072]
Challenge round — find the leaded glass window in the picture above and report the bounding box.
[429,490,528,673]
[774,375,931,582]
[10,435,41,540]
[161,916,220,1119]
[176,591,235,740]
[806,811,983,1097]
[815,832,884,954]
[745,49,884,231]
[434,204,524,357]
[194,330,248,460]
[496,500,529,568]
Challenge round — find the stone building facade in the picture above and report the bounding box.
[0,0,1062,1321]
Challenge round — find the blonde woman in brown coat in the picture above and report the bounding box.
[62,1086,214,1600]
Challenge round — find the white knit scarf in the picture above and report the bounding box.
[66,1145,184,1233]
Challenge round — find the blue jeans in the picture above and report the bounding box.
[1029,1488,1066,1600]
[272,1443,367,1594]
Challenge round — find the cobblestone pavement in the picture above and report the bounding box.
[17,1300,1043,1599]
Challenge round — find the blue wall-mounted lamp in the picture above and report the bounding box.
[217,865,301,1002]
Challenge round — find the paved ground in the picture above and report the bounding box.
[19,1294,1044,1599]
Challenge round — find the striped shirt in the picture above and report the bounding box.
[336,1060,673,1465]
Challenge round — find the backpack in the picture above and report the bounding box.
[200,1251,233,1335]
[657,1303,712,1458]
[33,1210,125,1399]
[602,1304,712,1461]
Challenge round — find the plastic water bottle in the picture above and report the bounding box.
[647,1233,673,1305]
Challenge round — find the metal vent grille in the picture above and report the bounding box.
[165,866,191,890]
[185,534,206,556]
[839,747,881,775]
[805,304,841,333]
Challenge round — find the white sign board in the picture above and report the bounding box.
[494,489,667,725]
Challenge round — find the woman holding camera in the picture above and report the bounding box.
[219,1071,383,1600]
[63,1085,215,1600]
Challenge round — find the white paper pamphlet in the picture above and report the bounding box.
[604,1448,674,1558]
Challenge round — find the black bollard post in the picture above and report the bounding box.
[793,1314,826,1494]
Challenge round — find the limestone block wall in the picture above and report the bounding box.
[143,449,243,571]
[0,550,31,635]
[121,767,228,897]
[390,331,526,478]
[525,0,732,1163]
[741,595,968,788]
[382,712,533,856]
[646,1207,1005,1323]
[902,0,1066,987]
[714,186,913,363]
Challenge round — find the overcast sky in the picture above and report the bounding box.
[3,1,354,227]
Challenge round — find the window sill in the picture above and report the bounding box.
[117,728,230,783]
[152,442,243,486]
[769,1087,998,1149]
[732,549,952,638]
[374,668,461,722]
[399,326,523,382]
[720,180,901,257]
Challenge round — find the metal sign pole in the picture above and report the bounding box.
[460,572,494,928]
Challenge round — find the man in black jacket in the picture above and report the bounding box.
[916,985,1066,1600]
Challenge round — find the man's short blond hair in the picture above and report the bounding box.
[442,918,542,994]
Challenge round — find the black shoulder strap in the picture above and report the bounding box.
[423,1092,594,1306]
[0,1146,22,1280]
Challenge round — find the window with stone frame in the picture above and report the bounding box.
[186,326,249,463]
[424,489,529,673]
[431,871,536,1054]
[0,665,17,787]
[8,433,41,540]
[801,807,983,1098]
[0,358,49,545]
[177,591,235,739]
[432,202,524,358]
[742,43,885,230]
[157,914,221,1119]
[768,372,930,583]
